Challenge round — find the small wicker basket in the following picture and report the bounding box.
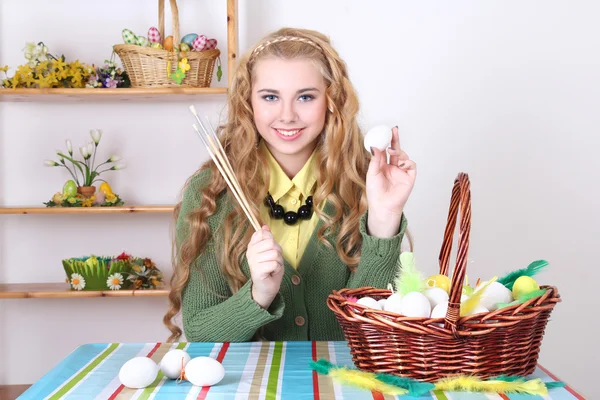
[113,0,220,88]
[327,173,561,382]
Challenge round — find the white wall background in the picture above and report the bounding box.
[1,0,598,397]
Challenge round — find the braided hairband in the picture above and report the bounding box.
[250,36,323,60]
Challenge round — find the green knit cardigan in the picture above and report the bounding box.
[178,169,407,342]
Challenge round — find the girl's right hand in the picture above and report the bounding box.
[247,225,284,309]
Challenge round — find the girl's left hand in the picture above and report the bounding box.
[366,126,416,236]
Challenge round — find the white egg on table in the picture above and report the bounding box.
[185,356,225,387]
[356,296,382,310]
[400,292,431,318]
[160,349,191,379]
[430,301,448,319]
[477,281,513,311]
[423,288,449,309]
[383,293,403,313]
[119,357,159,389]
[363,125,392,152]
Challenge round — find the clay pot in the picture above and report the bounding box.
[77,186,96,198]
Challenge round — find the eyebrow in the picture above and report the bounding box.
[257,87,320,94]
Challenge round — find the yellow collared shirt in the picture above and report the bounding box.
[259,142,320,269]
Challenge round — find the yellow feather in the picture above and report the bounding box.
[435,375,548,395]
[460,276,497,316]
[329,368,407,396]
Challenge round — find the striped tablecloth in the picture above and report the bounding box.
[19,341,584,400]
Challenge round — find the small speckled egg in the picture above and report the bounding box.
[181,33,199,47]
[160,349,191,380]
[399,292,431,318]
[364,125,392,152]
[185,357,225,387]
[180,43,191,52]
[356,296,381,310]
[119,357,158,389]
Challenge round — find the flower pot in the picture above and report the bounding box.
[62,256,133,291]
[77,185,96,198]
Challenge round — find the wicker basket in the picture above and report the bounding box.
[327,172,561,382]
[113,0,220,88]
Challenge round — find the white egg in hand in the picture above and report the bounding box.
[383,293,403,314]
[477,281,513,311]
[423,288,449,309]
[356,296,382,310]
[400,292,431,318]
[364,125,392,152]
[185,356,225,387]
[119,357,159,389]
[160,349,191,379]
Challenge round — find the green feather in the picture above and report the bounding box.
[394,252,424,296]
[375,373,435,396]
[545,381,566,389]
[496,289,548,309]
[309,359,335,375]
[497,260,549,290]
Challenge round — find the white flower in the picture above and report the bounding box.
[66,140,72,155]
[79,145,89,159]
[44,160,58,166]
[90,129,102,145]
[109,155,121,162]
[87,142,94,156]
[70,273,86,290]
[112,164,126,170]
[106,273,124,290]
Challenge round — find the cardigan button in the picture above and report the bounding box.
[291,275,301,285]
[295,316,305,326]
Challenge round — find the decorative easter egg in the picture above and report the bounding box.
[151,42,163,49]
[400,292,431,318]
[423,287,449,309]
[512,276,539,299]
[62,180,77,197]
[477,281,513,311]
[164,36,174,51]
[99,182,113,195]
[136,36,150,47]
[424,274,451,294]
[192,35,207,51]
[122,29,138,45]
[160,349,191,380]
[464,304,489,317]
[363,125,392,152]
[94,189,105,205]
[356,296,381,310]
[430,301,448,319]
[119,357,159,389]
[184,357,225,387]
[383,293,403,313]
[148,27,162,43]
[179,43,191,52]
[181,33,198,47]
[205,38,218,50]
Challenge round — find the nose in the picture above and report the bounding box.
[279,100,297,124]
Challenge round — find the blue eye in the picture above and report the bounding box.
[298,94,314,102]
[262,95,278,101]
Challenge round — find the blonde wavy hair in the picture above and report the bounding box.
[163,27,411,342]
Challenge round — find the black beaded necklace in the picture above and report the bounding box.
[264,193,313,226]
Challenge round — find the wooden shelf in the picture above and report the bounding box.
[0,87,227,102]
[0,205,175,214]
[0,283,170,299]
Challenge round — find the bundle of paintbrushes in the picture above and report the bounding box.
[188,105,261,232]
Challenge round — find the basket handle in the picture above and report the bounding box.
[437,172,472,330]
[158,0,181,45]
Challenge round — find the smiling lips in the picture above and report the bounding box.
[274,128,304,140]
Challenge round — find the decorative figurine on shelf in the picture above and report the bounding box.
[62,252,164,291]
[85,56,130,89]
[0,41,94,89]
[43,129,126,207]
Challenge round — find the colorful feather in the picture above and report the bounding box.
[394,252,424,296]
[374,373,435,396]
[496,288,548,309]
[329,368,407,395]
[460,276,497,316]
[497,259,549,290]
[434,375,548,395]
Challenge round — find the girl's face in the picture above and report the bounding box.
[251,57,328,171]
